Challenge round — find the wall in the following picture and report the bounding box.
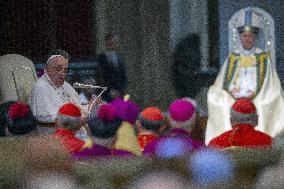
[95,0,177,110]
[170,0,209,71]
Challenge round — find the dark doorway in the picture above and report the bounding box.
[1,0,95,63]
[208,0,219,68]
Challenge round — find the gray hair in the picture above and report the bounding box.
[46,49,70,65]
[56,114,81,131]
[170,112,196,133]
[230,110,258,126]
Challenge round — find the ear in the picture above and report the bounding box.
[230,118,234,126]
[158,124,167,134]
[164,116,172,127]
[55,118,60,127]
[230,119,237,127]
[135,120,142,132]
[255,115,258,125]
[5,126,11,136]
[45,64,51,71]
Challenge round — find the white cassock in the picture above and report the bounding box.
[205,47,284,144]
[28,73,88,139]
[28,73,82,122]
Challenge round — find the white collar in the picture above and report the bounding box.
[239,46,256,56]
[43,72,63,90]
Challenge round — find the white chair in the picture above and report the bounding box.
[0,54,37,103]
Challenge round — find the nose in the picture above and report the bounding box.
[58,69,67,78]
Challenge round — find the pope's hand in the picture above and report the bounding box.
[231,88,240,98]
[80,115,88,126]
[246,90,254,99]
[88,95,105,110]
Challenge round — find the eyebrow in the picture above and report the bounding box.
[53,65,68,70]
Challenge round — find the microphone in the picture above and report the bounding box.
[73,82,107,90]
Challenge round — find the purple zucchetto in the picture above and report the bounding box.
[169,99,196,122]
[110,98,139,125]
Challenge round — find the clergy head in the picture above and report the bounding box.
[45,49,70,87]
[2,101,36,136]
[137,106,165,133]
[109,97,140,125]
[237,8,259,51]
[88,104,122,147]
[239,29,258,51]
[168,98,196,133]
[230,98,258,127]
[56,103,82,131]
[128,170,188,189]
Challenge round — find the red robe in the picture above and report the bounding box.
[137,132,158,151]
[209,124,272,149]
[54,128,85,153]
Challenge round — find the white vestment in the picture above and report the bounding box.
[206,47,284,144]
[28,73,82,122]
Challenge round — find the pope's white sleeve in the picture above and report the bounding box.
[29,85,57,122]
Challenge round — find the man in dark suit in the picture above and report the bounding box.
[96,33,127,102]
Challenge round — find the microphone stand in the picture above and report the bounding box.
[73,82,107,117]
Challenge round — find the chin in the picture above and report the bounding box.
[244,46,253,51]
[56,81,64,87]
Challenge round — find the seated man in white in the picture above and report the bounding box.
[205,7,284,144]
[29,49,90,136]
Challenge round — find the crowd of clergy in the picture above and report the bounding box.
[1,93,283,188]
[0,30,283,187]
[1,95,273,156]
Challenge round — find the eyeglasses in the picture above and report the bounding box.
[50,65,68,74]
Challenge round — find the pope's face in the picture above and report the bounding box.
[240,31,256,50]
[46,56,68,87]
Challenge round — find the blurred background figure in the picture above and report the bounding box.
[23,136,76,189]
[127,170,189,189]
[188,149,235,188]
[273,131,284,152]
[96,33,127,102]
[24,172,76,189]
[0,101,36,137]
[154,137,189,159]
[255,154,284,188]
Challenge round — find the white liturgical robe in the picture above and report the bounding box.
[228,54,257,98]
[206,47,284,144]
